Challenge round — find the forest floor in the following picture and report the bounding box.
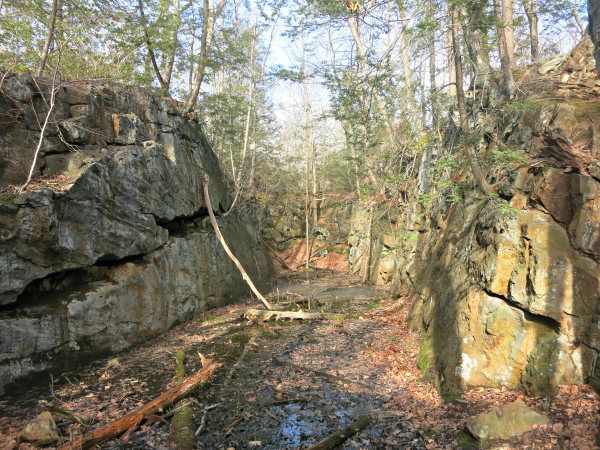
[1,271,599,450]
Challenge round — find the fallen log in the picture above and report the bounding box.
[306,415,371,450]
[169,348,197,450]
[234,308,353,321]
[59,357,221,450]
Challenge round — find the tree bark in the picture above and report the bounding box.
[447,26,457,97]
[180,0,227,115]
[462,2,493,89]
[137,0,171,97]
[501,0,516,68]
[493,0,516,98]
[399,4,422,133]
[346,16,382,185]
[573,0,585,40]
[428,0,437,124]
[58,359,221,450]
[37,0,59,77]
[160,0,181,91]
[450,4,494,195]
[522,0,539,61]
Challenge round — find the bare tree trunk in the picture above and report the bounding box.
[501,0,516,68]
[493,0,516,98]
[573,0,585,40]
[160,0,181,91]
[447,26,457,97]
[248,111,257,191]
[428,0,437,124]
[311,138,318,232]
[462,2,493,89]
[450,4,493,195]
[399,5,422,133]
[522,0,539,61]
[138,0,171,97]
[346,15,397,139]
[180,0,228,115]
[346,16,381,185]
[37,0,59,77]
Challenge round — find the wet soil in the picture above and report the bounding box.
[1,272,599,449]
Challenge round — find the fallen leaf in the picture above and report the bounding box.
[247,397,257,402]
[249,441,262,446]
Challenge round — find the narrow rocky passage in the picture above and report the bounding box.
[1,272,598,449]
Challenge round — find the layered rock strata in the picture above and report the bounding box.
[0,74,272,394]
[350,88,600,394]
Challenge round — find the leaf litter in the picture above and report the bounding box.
[0,271,599,449]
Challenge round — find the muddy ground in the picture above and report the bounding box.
[1,272,599,449]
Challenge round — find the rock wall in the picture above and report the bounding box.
[353,56,600,396]
[589,0,600,75]
[0,74,273,394]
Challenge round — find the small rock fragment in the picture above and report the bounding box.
[20,411,60,441]
[466,399,550,440]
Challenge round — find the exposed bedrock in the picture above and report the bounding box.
[350,96,600,396]
[0,74,273,394]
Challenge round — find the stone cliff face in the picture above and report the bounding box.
[351,50,600,396]
[0,74,273,394]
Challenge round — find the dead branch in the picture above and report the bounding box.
[59,358,221,450]
[267,396,313,406]
[235,308,353,321]
[265,409,281,424]
[306,415,371,450]
[39,400,95,425]
[194,403,220,436]
[200,172,272,310]
[18,75,59,193]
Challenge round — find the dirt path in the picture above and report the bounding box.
[1,272,599,449]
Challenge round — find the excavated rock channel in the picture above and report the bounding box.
[1,272,599,449]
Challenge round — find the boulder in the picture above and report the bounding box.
[467,399,549,440]
[19,412,59,441]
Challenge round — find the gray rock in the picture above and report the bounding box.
[59,116,91,144]
[467,399,550,440]
[7,73,34,102]
[0,216,272,394]
[0,75,273,393]
[0,80,231,305]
